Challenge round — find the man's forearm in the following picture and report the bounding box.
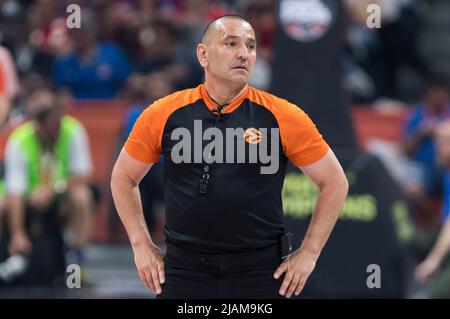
[300,176,348,258]
[111,173,153,247]
[427,219,450,263]
[67,175,90,189]
[7,194,26,235]
[0,95,11,127]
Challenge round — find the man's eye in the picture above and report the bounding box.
[247,44,255,50]
[227,42,236,47]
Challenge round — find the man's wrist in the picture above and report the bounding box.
[130,235,154,249]
[11,228,27,238]
[428,250,444,265]
[298,243,321,260]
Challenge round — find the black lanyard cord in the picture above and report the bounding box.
[199,103,226,194]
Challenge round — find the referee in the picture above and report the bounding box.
[111,15,348,299]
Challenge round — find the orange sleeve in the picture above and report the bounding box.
[247,88,329,167]
[123,86,203,163]
[124,104,164,164]
[279,104,329,167]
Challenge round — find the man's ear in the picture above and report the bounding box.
[196,43,208,68]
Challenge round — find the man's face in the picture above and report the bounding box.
[436,122,450,167]
[199,19,257,87]
[37,109,62,145]
[425,86,450,112]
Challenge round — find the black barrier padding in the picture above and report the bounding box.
[283,151,413,298]
[271,0,357,149]
[0,201,66,287]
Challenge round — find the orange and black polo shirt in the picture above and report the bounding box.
[125,83,329,253]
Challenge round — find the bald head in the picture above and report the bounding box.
[197,14,257,89]
[202,15,253,45]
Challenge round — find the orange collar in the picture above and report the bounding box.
[200,83,249,114]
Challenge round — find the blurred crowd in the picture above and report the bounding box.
[0,0,278,288]
[0,0,449,297]
[1,0,450,108]
[0,0,276,112]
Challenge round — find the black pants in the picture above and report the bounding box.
[157,243,285,299]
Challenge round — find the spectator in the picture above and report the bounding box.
[27,0,71,80]
[242,0,275,90]
[95,1,140,61]
[53,10,132,99]
[1,89,93,285]
[0,45,21,127]
[121,72,173,137]
[415,120,450,298]
[402,76,450,213]
[136,19,202,90]
[344,0,425,102]
[174,0,230,61]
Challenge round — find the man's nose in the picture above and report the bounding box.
[236,44,249,60]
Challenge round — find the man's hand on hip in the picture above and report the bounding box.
[133,242,165,295]
[273,248,318,298]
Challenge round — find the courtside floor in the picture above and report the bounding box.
[0,244,160,299]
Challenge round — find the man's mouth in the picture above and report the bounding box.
[232,65,248,71]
